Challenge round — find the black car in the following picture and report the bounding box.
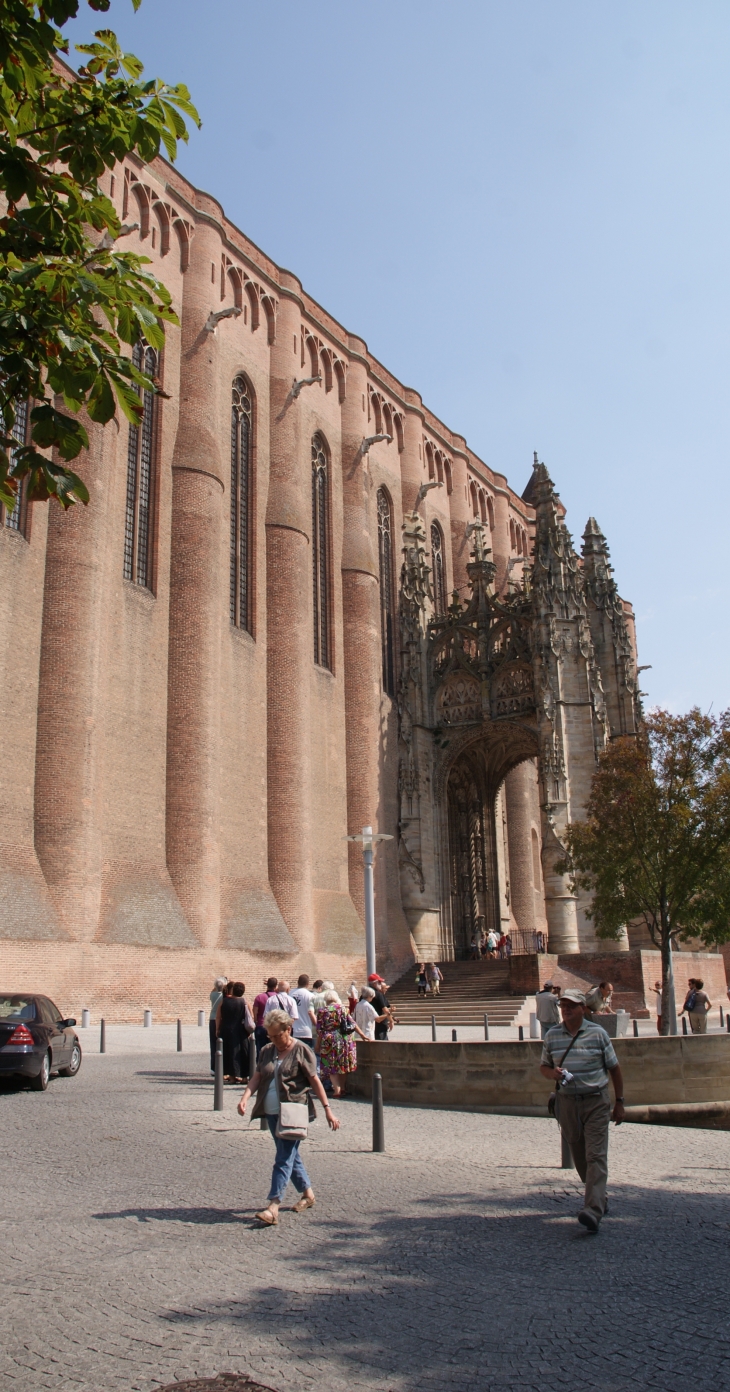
[0,994,82,1090]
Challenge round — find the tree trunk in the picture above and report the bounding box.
[660,896,677,1035]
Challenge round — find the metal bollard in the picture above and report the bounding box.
[81,1008,90,1029]
[560,1132,574,1170]
[451,1028,457,1042]
[198,1009,205,1028]
[518,1025,524,1041]
[633,1019,639,1038]
[682,1016,688,1035]
[721,1006,725,1028]
[726,1014,730,1034]
[372,1072,385,1152]
[248,1033,256,1080]
[214,1038,224,1111]
[100,1018,106,1054]
[484,1012,489,1042]
[431,1014,437,1042]
[177,1018,183,1052]
[144,1009,152,1028]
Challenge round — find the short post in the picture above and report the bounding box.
[248,1033,256,1080]
[721,1006,725,1028]
[431,1014,437,1042]
[214,1037,224,1111]
[81,1008,90,1029]
[451,1028,457,1042]
[177,1018,183,1052]
[484,1013,489,1041]
[198,1009,205,1028]
[100,1018,106,1054]
[518,1025,524,1041]
[144,1009,152,1028]
[682,1016,688,1035]
[633,1019,639,1038]
[372,1072,385,1152]
[726,1014,730,1034]
[560,1132,574,1170]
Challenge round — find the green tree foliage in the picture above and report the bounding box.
[0,0,199,509]
[556,709,730,1033]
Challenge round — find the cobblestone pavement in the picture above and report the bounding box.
[2,1050,730,1392]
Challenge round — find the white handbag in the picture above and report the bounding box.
[276,1101,308,1139]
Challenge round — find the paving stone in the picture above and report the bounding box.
[2,1052,730,1392]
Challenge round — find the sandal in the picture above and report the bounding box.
[255,1208,278,1226]
[292,1194,315,1213]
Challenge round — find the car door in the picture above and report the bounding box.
[39,998,69,1069]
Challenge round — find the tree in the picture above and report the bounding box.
[0,0,199,510]
[556,709,730,1034]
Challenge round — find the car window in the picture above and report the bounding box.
[0,997,37,1021]
[38,999,61,1026]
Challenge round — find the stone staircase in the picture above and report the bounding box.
[386,959,525,1028]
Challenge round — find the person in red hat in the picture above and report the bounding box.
[368,975,394,1039]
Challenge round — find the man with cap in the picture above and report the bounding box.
[368,974,394,1040]
[535,981,560,1039]
[540,988,625,1234]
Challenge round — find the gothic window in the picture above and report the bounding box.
[230,376,253,632]
[377,487,395,696]
[124,343,157,588]
[3,398,29,536]
[312,433,331,669]
[431,521,447,617]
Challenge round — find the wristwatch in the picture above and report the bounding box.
[615,1096,624,1102]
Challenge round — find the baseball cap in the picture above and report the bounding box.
[368,973,384,983]
[543,981,554,988]
[559,988,586,1006]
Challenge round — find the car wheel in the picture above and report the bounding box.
[31,1050,51,1091]
[59,1043,82,1077]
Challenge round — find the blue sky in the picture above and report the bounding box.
[69,1,730,713]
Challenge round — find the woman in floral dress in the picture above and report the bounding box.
[316,990,368,1097]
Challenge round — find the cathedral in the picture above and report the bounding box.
[0,150,640,1017]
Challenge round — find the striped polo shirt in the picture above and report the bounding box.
[541,1020,619,1095]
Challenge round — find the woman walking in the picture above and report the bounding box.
[316,989,368,1098]
[237,1009,340,1226]
[217,981,254,1083]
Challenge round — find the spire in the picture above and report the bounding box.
[581,519,619,610]
[529,456,582,613]
[581,517,611,564]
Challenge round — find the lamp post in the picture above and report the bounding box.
[345,825,393,978]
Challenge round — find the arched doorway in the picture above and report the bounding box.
[446,748,501,957]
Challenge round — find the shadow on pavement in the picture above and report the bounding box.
[135,1070,221,1089]
[93,1206,252,1224]
[147,1187,730,1391]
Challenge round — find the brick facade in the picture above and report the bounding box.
[0,151,640,1018]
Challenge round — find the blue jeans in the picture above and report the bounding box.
[266,1115,311,1203]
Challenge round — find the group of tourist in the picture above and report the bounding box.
[470,929,512,959]
[209,972,396,1087]
[205,970,397,1226]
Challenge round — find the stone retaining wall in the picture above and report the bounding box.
[350,1034,730,1111]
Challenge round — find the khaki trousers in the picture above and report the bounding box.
[556,1088,611,1221]
[689,1012,707,1034]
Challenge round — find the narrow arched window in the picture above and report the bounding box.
[312,433,330,669]
[124,343,157,588]
[3,398,29,535]
[230,376,253,632]
[377,487,395,696]
[431,521,447,617]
